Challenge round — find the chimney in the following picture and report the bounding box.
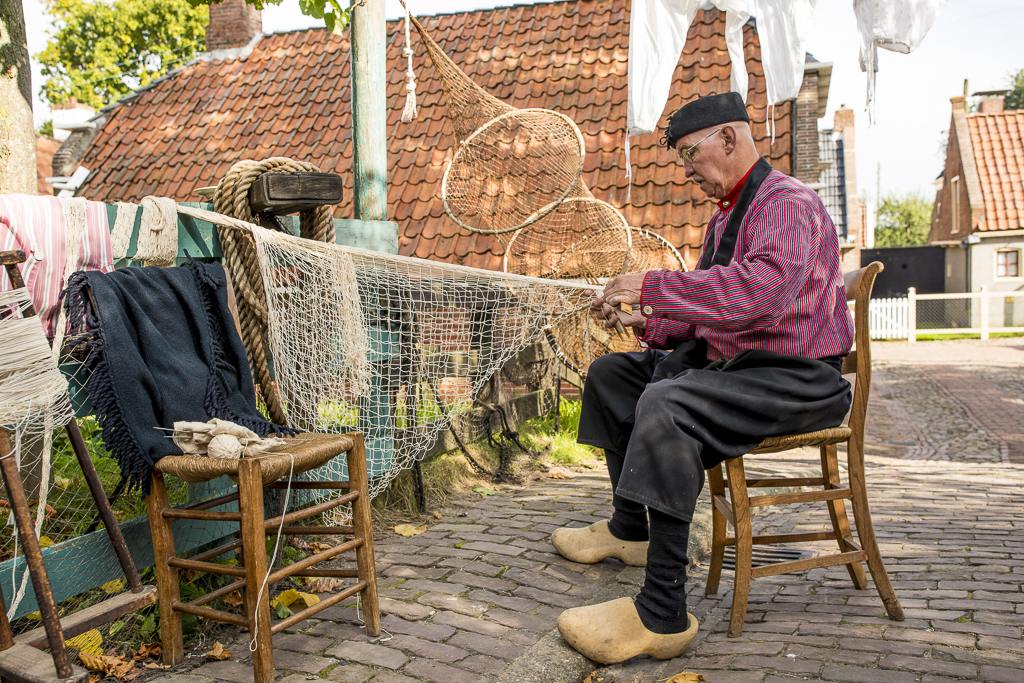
[205,0,262,52]
[950,96,967,113]
[978,96,1005,114]
[51,97,96,142]
[833,105,854,134]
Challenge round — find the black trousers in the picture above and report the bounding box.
[576,341,851,631]
[577,341,851,522]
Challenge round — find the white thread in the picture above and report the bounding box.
[401,4,418,124]
[249,452,294,652]
[136,197,178,267]
[624,131,632,205]
[110,202,139,261]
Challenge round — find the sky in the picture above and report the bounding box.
[20,0,1024,203]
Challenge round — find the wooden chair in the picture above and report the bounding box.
[67,266,379,683]
[148,433,380,683]
[0,251,157,683]
[704,262,905,638]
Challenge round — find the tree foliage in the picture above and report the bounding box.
[185,0,350,35]
[875,193,933,248]
[36,0,209,109]
[1005,68,1024,111]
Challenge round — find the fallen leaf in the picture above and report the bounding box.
[659,673,706,683]
[25,611,40,620]
[100,578,125,594]
[272,588,320,609]
[583,671,596,683]
[55,476,73,490]
[433,510,443,520]
[80,652,135,679]
[206,642,231,661]
[306,577,344,593]
[292,539,311,550]
[548,471,570,479]
[67,629,103,658]
[275,602,293,619]
[223,590,243,607]
[133,642,161,661]
[38,536,54,548]
[89,675,101,683]
[472,485,495,497]
[394,523,428,537]
[308,541,332,553]
[143,663,169,670]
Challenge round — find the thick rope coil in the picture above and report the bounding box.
[110,202,139,261]
[212,158,336,426]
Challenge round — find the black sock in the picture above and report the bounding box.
[633,507,691,634]
[604,449,649,542]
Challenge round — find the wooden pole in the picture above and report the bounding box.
[350,0,389,223]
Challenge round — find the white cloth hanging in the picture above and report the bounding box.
[752,0,817,107]
[854,0,949,121]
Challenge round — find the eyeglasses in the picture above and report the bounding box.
[677,128,722,163]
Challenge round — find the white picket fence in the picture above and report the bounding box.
[860,287,1024,341]
[867,298,908,340]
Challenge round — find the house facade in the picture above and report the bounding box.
[930,93,1024,314]
[54,0,851,271]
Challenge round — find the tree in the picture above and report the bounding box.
[1005,68,1024,111]
[875,193,933,248]
[1,0,37,194]
[37,0,209,110]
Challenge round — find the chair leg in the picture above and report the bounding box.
[146,472,184,666]
[724,457,752,638]
[846,439,904,622]
[0,429,74,678]
[705,465,727,596]
[347,433,380,637]
[239,459,274,683]
[820,445,869,589]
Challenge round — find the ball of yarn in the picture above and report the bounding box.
[208,434,243,460]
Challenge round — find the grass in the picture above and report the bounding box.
[909,331,1024,341]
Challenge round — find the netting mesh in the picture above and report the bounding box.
[178,206,590,501]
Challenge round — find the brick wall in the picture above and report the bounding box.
[833,106,861,245]
[978,97,1005,114]
[793,71,820,184]
[206,0,262,51]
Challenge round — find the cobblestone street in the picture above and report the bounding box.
[169,340,1024,683]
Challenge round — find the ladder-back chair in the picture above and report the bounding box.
[705,262,905,637]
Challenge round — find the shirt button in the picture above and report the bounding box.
[642,305,653,315]
[723,201,730,208]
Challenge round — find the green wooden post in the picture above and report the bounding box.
[350,0,389,221]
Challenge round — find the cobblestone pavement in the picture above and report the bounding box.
[163,343,1024,683]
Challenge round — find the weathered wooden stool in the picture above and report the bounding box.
[147,433,380,683]
[705,262,905,637]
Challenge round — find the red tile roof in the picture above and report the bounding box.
[74,0,791,269]
[967,110,1024,232]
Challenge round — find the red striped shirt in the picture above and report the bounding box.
[638,170,854,361]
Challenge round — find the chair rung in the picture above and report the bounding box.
[168,557,246,577]
[187,491,240,511]
[267,537,362,584]
[163,509,241,522]
[172,601,248,628]
[750,550,866,579]
[270,580,366,634]
[712,495,736,526]
[277,525,353,535]
[263,490,358,529]
[723,531,837,546]
[748,488,852,508]
[266,481,352,490]
[745,477,826,488]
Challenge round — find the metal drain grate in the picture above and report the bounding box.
[721,546,814,570]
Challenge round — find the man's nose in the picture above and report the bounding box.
[683,159,695,178]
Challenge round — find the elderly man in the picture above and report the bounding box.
[552,92,854,664]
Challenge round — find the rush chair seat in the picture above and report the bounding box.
[704,262,904,638]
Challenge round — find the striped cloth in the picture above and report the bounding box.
[639,170,854,361]
[0,195,114,337]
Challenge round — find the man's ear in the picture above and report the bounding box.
[721,125,737,154]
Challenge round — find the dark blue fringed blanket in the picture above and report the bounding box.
[64,261,292,495]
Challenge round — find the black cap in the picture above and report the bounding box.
[661,92,750,149]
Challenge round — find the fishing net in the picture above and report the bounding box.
[408,14,585,235]
[176,206,591,502]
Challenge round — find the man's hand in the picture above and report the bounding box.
[589,272,649,333]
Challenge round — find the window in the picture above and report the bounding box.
[996,249,1020,278]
